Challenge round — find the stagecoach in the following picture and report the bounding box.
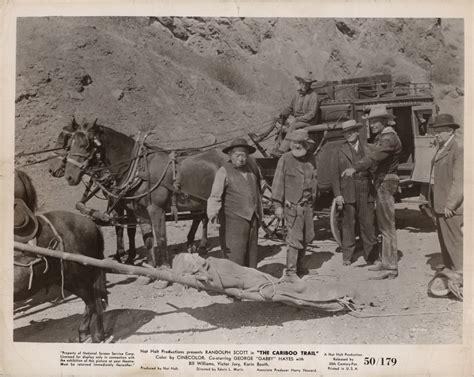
[252,74,438,244]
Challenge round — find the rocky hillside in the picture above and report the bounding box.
[15,17,464,153]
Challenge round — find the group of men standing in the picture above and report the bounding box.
[207,72,463,292]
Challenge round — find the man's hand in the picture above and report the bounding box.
[335,195,344,209]
[209,214,219,226]
[275,206,284,220]
[443,207,455,218]
[341,168,356,177]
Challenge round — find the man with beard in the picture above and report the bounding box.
[271,129,317,282]
[331,120,377,266]
[342,105,402,279]
[207,138,263,268]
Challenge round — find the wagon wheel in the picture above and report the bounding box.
[260,181,286,240]
[330,198,342,246]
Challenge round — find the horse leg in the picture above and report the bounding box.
[89,269,107,343]
[198,215,209,256]
[124,208,137,265]
[147,204,169,267]
[78,304,93,342]
[147,203,170,289]
[186,217,201,253]
[113,204,125,263]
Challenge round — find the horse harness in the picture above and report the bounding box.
[71,131,206,224]
[14,215,66,297]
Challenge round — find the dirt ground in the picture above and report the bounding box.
[13,201,462,345]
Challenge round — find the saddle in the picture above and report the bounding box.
[172,253,357,312]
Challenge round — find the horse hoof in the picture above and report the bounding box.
[125,257,135,265]
[113,255,123,263]
[198,246,207,257]
[187,244,198,254]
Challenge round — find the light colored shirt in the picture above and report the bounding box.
[207,166,227,219]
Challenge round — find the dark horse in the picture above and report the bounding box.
[62,120,225,269]
[14,170,108,342]
[49,118,210,263]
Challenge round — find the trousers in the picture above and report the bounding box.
[219,211,259,268]
[375,179,399,270]
[341,199,376,262]
[436,214,463,271]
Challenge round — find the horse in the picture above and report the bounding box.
[61,119,224,270]
[14,170,108,342]
[48,118,210,263]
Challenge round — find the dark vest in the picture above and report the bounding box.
[222,162,261,221]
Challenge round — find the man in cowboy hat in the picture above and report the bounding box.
[249,70,319,154]
[342,105,402,279]
[429,113,463,275]
[271,129,317,282]
[207,138,263,268]
[330,120,377,266]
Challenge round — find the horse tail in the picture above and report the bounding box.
[16,170,38,211]
[93,225,108,314]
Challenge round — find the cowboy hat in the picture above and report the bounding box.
[341,119,364,133]
[286,129,315,143]
[367,105,395,120]
[222,137,256,154]
[430,113,460,130]
[295,70,317,83]
[14,199,38,243]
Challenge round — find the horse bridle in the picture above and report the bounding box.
[63,131,103,172]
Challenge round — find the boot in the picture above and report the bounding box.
[283,247,301,283]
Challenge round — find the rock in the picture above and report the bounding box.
[68,91,84,100]
[112,89,124,100]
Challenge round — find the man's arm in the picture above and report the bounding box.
[330,149,342,197]
[446,143,464,212]
[295,91,319,123]
[353,133,399,172]
[279,95,295,123]
[207,167,227,220]
[271,156,286,208]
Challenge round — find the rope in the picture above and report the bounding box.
[15,154,59,168]
[38,214,66,299]
[14,257,48,290]
[15,146,63,158]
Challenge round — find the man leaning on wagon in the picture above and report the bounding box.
[331,119,378,266]
[207,138,263,269]
[271,129,317,283]
[342,105,402,280]
[429,114,463,294]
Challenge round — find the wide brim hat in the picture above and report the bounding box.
[367,105,396,120]
[14,199,38,243]
[286,129,315,143]
[295,70,317,83]
[341,119,364,133]
[430,113,460,130]
[222,137,256,154]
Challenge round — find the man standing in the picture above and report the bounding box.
[272,129,317,282]
[331,120,377,266]
[342,105,401,279]
[430,114,463,274]
[250,71,319,154]
[207,138,263,268]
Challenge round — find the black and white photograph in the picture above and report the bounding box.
[4,2,471,375]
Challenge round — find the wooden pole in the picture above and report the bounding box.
[13,241,267,303]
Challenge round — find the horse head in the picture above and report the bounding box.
[64,118,103,186]
[48,116,81,178]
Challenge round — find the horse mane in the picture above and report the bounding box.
[15,170,37,211]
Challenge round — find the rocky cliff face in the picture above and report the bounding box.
[15,17,464,152]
